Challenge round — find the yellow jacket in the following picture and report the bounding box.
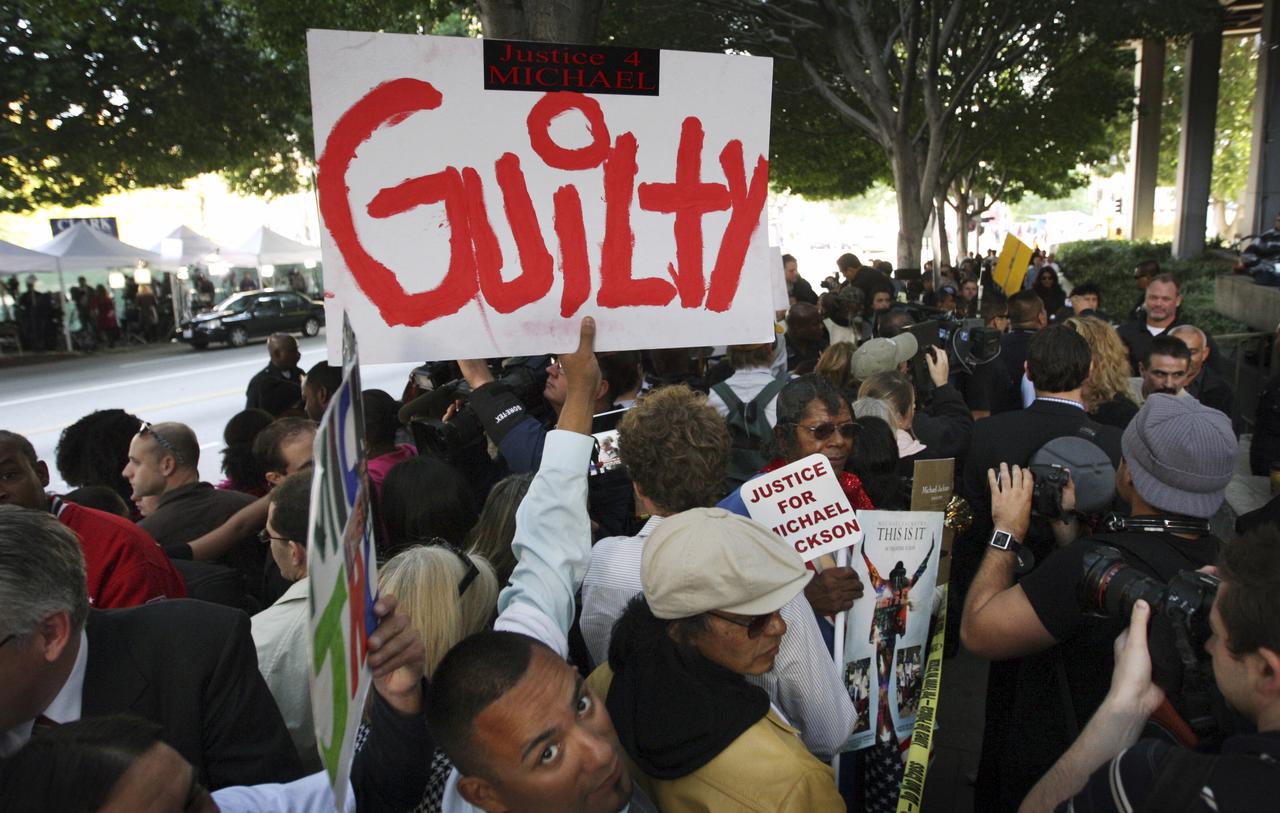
[587,665,845,813]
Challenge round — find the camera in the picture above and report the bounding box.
[1027,435,1116,521]
[1080,545,1225,741]
[406,356,552,463]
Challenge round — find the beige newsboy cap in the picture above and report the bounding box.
[641,507,812,620]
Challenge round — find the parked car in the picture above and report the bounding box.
[181,290,324,349]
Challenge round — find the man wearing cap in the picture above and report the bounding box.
[587,506,844,812]
[960,394,1236,809]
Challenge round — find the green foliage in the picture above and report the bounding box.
[1157,35,1256,203]
[1055,239,1247,335]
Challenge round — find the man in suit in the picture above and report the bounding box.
[0,505,302,789]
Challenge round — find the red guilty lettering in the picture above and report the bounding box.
[317,82,769,325]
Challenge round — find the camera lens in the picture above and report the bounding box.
[1079,545,1166,619]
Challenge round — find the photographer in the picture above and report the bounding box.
[1022,526,1280,812]
[961,394,1237,809]
[455,353,638,537]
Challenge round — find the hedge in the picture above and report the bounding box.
[1053,240,1249,337]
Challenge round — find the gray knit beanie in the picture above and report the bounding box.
[1121,393,1236,518]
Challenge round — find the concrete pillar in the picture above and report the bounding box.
[1172,28,1223,260]
[1130,39,1165,241]
[1245,0,1280,237]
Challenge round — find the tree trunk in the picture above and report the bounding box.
[954,190,971,259]
[892,150,929,270]
[934,190,951,269]
[477,0,603,42]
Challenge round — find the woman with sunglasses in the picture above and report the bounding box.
[718,375,871,621]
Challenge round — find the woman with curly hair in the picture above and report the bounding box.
[55,408,142,507]
[1065,315,1140,429]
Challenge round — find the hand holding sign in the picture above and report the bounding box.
[555,316,602,436]
[368,595,427,716]
[741,453,864,562]
[804,566,865,615]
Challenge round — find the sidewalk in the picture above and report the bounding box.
[0,338,180,370]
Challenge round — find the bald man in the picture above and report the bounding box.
[1171,324,1235,421]
[245,334,304,416]
[785,302,830,375]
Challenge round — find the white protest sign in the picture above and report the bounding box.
[839,510,942,752]
[740,453,863,562]
[307,316,379,810]
[770,244,788,311]
[307,30,776,363]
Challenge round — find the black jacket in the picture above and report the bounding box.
[912,382,974,466]
[82,600,303,790]
[1116,318,1227,378]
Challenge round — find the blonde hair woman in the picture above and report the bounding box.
[815,341,857,393]
[378,544,499,676]
[857,372,927,471]
[1064,316,1139,429]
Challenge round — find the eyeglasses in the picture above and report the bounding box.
[797,421,857,441]
[411,537,480,596]
[140,422,186,465]
[707,610,776,639]
[259,530,291,546]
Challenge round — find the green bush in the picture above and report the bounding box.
[1054,239,1248,336]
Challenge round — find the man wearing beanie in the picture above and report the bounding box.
[586,507,844,812]
[961,394,1236,809]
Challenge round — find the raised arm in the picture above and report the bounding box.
[909,538,936,589]
[493,318,601,654]
[185,495,269,561]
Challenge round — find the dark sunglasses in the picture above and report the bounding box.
[411,537,480,596]
[707,610,775,638]
[797,421,857,441]
[140,421,186,465]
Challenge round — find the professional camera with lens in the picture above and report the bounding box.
[1079,545,1225,742]
[406,356,551,463]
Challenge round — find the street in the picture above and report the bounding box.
[1,332,420,493]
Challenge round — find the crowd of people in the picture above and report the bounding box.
[2,246,1279,813]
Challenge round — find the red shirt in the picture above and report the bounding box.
[52,497,187,608]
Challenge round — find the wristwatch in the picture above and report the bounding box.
[989,529,1035,575]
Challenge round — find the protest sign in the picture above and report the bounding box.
[840,510,943,752]
[307,30,776,363]
[770,245,789,311]
[991,233,1034,295]
[307,316,379,810]
[740,453,863,562]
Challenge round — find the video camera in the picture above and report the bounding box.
[402,356,551,463]
[1080,546,1226,743]
[900,307,1002,400]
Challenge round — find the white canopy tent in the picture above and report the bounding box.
[149,225,222,266]
[221,227,321,269]
[36,221,170,271]
[1,238,68,350]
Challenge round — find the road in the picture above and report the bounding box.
[2,332,420,493]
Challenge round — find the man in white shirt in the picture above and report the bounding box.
[427,318,657,813]
[251,469,318,771]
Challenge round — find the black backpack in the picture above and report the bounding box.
[713,378,787,493]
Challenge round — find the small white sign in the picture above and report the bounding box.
[740,453,863,562]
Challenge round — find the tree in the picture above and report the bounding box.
[475,0,601,42]
[0,0,302,211]
[700,0,1220,267]
[1156,34,1257,238]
